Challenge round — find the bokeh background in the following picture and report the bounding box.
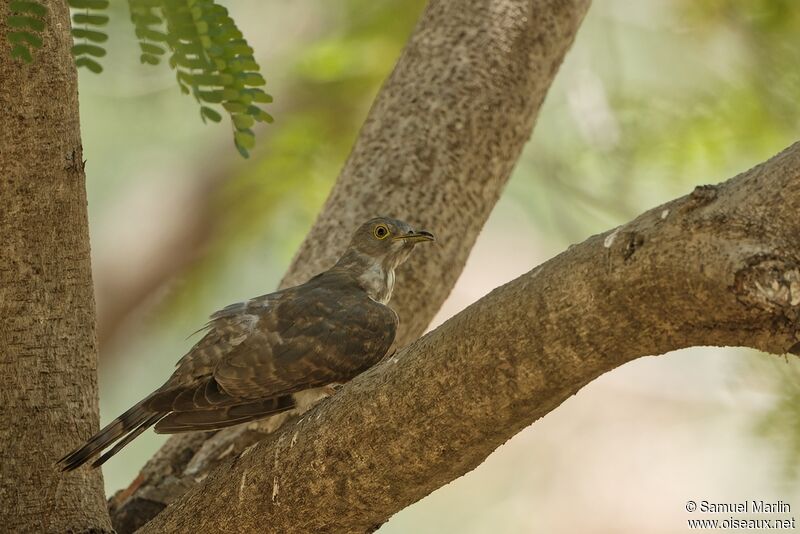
[77,0,800,531]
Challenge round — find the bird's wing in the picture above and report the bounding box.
[144,292,281,412]
[213,274,398,399]
[146,275,397,414]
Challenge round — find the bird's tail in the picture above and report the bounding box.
[57,401,162,471]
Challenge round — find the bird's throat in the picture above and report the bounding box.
[334,249,399,305]
[358,263,395,305]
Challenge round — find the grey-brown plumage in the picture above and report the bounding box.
[58,217,433,471]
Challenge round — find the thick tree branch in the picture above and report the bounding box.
[140,142,800,533]
[110,0,590,530]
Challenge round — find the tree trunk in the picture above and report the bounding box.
[140,141,800,534]
[109,0,591,530]
[0,1,111,532]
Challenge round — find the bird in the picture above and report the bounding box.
[58,216,434,471]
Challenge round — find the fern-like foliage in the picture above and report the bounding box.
[4,0,272,157]
[68,0,109,73]
[6,1,46,63]
[158,0,273,157]
[127,0,273,157]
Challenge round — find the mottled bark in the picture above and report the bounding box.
[139,143,800,533]
[110,0,591,530]
[0,1,112,532]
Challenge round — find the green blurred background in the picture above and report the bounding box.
[77,0,800,531]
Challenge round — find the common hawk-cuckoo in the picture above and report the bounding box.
[59,217,433,471]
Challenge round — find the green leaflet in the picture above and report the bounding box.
[9,1,46,17]
[68,0,110,72]
[8,15,45,31]
[75,56,103,73]
[71,28,108,42]
[234,129,255,158]
[8,30,42,47]
[71,13,109,26]
[6,1,47,63]
[71,43,106,57]
[200,106,223,123]
[69,0,110,9]
[232,113,254,130]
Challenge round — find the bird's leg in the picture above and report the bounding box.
[379,347,398,363]
[322,383,343,396]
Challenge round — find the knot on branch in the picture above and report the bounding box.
[603,228,644,261]
[734,256,800,318]
[688,184,718,209]
[622,232,644,261]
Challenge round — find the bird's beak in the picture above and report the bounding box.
[395,229,435,243]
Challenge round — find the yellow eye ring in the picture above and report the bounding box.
[373,224,390,240]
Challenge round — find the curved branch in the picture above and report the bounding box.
[139,144,800,532]
[110,0,591,530]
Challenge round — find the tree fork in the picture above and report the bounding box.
[142,141,800,533]
[110,0,592,530]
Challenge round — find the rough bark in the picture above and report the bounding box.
[109,0,591,530]
[0,1,112,532]
[139,142,800,533]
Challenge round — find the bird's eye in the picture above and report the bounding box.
[373,224,389,240]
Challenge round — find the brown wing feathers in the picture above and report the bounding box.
[153,395,295,433]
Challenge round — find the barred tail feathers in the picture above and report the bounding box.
[57,401,161,471]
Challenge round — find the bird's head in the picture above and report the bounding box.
[346,216,435,268]
[333,217,434,302]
